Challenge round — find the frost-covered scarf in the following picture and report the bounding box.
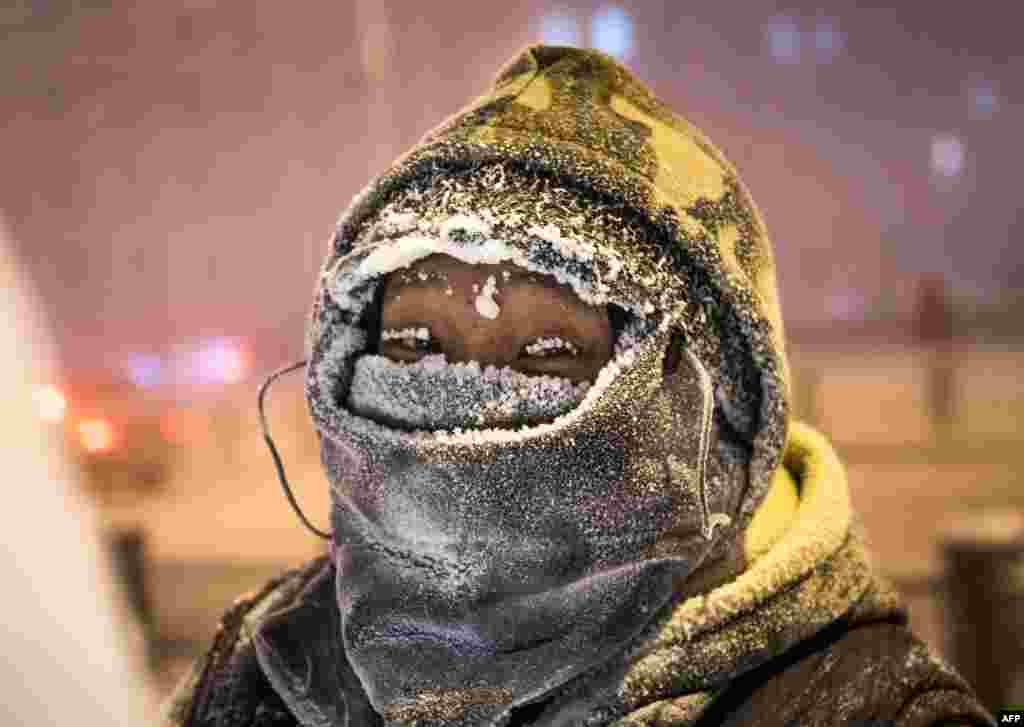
[296,210,751,725]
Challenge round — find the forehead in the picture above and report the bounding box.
[385,254,564,292]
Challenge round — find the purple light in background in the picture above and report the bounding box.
[540,8,581,46]
[125,352,164,388]
[191,337,246,385]
[765,15,801,64]
[931,134,965,178]
[590,6,633,60]
[201,337,245,387]
[813,19,844,62]
[969,80,998,119]
[177,337,247,386]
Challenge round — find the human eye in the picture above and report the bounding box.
[522,336,581,359]
[380,326,434,356]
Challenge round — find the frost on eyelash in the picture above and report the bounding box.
[345,354,592,432]
[381,327,431,343]
[524,336,579,357]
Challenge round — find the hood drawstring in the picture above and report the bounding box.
[684,348,732,540]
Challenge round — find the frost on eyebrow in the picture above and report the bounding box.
[391,269,450,288]
[354,210,644,316]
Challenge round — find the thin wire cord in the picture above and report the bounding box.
[685,348,733,540]
[257,359,331,539]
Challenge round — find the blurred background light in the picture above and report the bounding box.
[33,384,66,423]
[126,353,164,389]
[931,134,965,178]
[540,8,582,46]
[359,12,395,83]
[158,411,184,444]
[813,18,844,62]
[590,5,633,60]
[79,418,115,454]
[765,15,801,64]
[826,288,866,320]
[159,407,208,446]
[969,79,999,119]
[187,337,247,386]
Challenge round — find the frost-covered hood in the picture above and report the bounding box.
[297,44,793,726]
[307,44,791,535]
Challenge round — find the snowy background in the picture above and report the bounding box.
[2,0,1022,382]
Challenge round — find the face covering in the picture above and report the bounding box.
[303,238,738,726]
[346,354,593,433]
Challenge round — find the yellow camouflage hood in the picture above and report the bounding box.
[310,44,791,534]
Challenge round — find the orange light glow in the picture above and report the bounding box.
[78,418,116,453]
[160,408,209,445]
[158,411,182,444]
[222,343,248,384]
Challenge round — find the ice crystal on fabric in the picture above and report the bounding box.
[524,336,580,358]
[474,275,501,319]
[346,355,591,432]
[381,327,431,343]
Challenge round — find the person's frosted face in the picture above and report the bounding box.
[379,254,614,383]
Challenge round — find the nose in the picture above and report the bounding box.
[443,321,518,369]
[436,281,520,368]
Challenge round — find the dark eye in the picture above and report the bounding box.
[522,336,581,359]
[381,327,433,354]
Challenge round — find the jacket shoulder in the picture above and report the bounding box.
[699,618,996,727]
[161,556,331,727]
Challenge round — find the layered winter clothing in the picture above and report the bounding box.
[163,45,994,726]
